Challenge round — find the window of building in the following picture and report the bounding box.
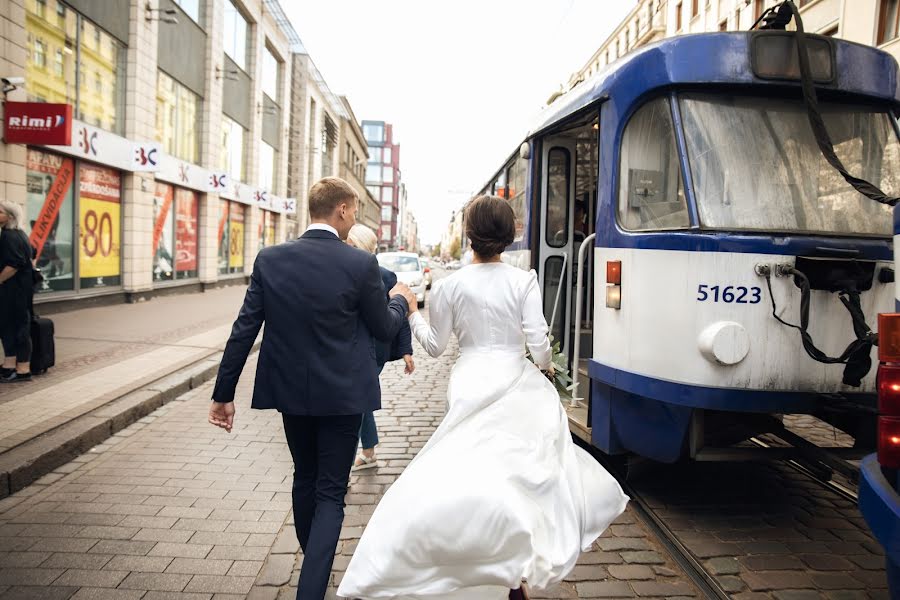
[879,0,900,44]
[36,0,46,18]
[26,4,124,133]
[223,0,248,71]
[259,141,276,192]
[156,70,200,163]
[753,0,765,21]
[381,206,392,221]
[221,115,246,183]
[366,164,380,183]
[382,166,394,184]
[383,146,392,163]
[174,0,200,23]
[383,186,394,204]
[822,24,838,36]
[692,0,699,17]
[719,19,727,31]
[262,44,280,101]
[676,1,683,30]
[369,146,382,163]
[363,123,383,144]
[367,185,379,199]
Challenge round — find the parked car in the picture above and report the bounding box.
[377,251,426,307]
[421,258,432,289]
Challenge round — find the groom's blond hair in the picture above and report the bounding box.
[308,177,358,219]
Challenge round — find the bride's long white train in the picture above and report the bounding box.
[337,352,629,600]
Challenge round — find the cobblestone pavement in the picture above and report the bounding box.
[0,300,702,599]
[629,458,888,599]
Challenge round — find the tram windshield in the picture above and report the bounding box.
[679,93,899,237]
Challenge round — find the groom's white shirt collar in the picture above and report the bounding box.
[305,223,339,238]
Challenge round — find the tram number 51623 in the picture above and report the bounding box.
[696,285,762,304]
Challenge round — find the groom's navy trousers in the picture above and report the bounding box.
[213,228,408,600]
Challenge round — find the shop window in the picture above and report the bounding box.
[78,163,121,289]
[218,201,245,275]
[175,189,199,278]
[153,184,200,281]
[258,210,276,251]
[156,71,200,163]
[152,183,176,281]
[223,0,248,71]
[879,0,900,44]
[221,114,246,183]
[26,149,75,293]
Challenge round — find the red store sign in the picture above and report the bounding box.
[4,102,73,145]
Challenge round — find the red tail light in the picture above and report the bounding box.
[877,314,900,468]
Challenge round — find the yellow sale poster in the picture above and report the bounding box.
[78,164,121,279]
[229,203,245,269]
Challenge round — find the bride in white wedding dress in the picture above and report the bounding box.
[337,196,628,600]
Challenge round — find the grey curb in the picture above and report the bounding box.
[0,340,261,499]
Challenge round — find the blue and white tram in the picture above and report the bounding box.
[479,28,900,464]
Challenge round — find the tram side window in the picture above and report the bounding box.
[509,156,528,242]
[617,98,689,230]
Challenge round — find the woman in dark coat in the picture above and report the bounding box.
[346,224,414,470]
[0,201,34,382]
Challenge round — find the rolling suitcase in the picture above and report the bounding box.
[30,315,55,374]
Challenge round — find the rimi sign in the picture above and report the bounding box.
[4,102,73,146]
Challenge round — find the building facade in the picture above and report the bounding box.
[362,120,400,251]
[286,50,346,236]
[1,0,299,308]
[338,97,379,231]
[564,0,900,95]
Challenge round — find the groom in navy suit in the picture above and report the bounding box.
[209,177,410,600]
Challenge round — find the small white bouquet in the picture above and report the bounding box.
[527,335,575,402]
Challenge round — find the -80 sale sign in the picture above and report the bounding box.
[78,164,121,280]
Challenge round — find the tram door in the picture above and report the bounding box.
[538,136,578,359]
[538,121,599,370]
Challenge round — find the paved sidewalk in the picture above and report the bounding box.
[0,286,248,456]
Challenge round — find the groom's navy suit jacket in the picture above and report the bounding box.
[212,229,409,415]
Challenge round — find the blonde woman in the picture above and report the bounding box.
[346,224,415,469]
[0,201,35,382]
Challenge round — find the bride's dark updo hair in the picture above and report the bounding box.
[464,195,516,258]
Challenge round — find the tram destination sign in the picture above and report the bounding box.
[4,102,72,145]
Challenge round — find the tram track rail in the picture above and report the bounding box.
[576,440,732,600]
[577,430,863,600]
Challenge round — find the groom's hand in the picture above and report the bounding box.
[208,401,235,433]
[403,354,415,374]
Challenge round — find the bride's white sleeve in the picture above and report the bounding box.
[523,270,552,370]
[409,280,451,358]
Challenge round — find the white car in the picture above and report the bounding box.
[377,252,426,307]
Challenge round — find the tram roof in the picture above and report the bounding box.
[528,32,900,137]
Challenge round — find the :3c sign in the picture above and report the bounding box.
[697,284,761,304]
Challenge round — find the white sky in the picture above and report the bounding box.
[286,1,636,246]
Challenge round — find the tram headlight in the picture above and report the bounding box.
[606,285,621,310]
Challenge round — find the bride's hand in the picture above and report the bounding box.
[542,365,556,381]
